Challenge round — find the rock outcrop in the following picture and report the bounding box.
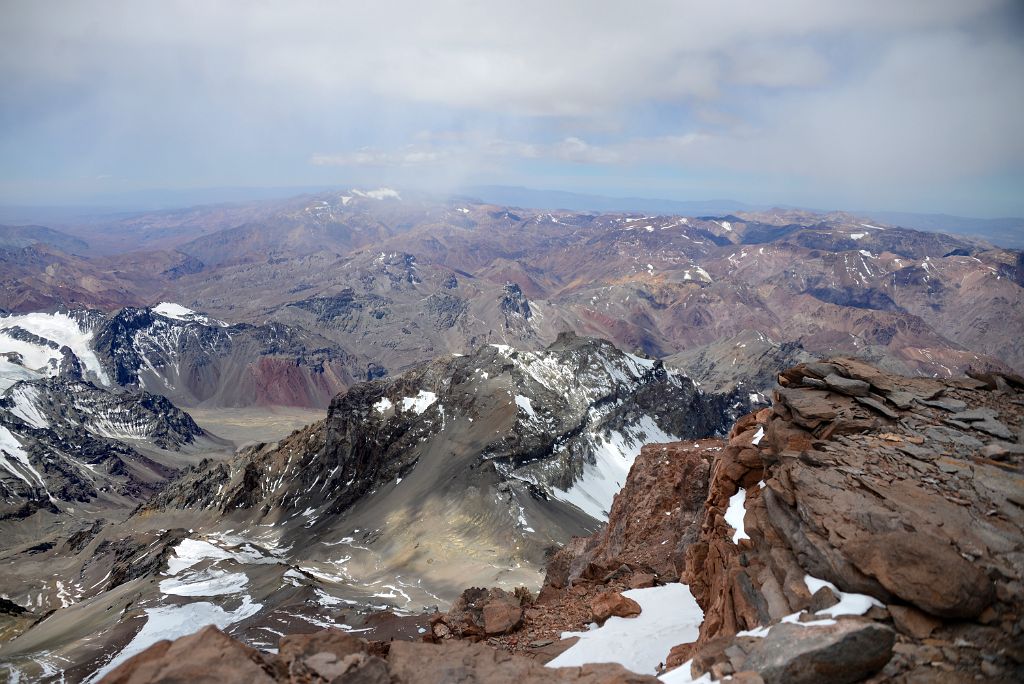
[678,357,1024,681]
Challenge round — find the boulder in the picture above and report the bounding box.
[888,605,942,640]
[484,596,525,635]
[844,533,994,619]
[590,591,642,623]
[707,620,896,684]
[444,587,524,637]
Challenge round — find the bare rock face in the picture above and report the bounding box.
[678,357,1024,682]
[590,591,642,623]
[546,440,718,587]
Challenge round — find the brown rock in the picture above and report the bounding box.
[888,605,942,639]
[98,625,279,684]
[845,532,994,619]
[484,597,524,635]
[444,587,524,637]
[665,641,696,669]
[590,591,642,623]
[629,573,657,589]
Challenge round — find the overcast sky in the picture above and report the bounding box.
[1,0,1022,216]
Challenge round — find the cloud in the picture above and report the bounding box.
[1,0,1022,214]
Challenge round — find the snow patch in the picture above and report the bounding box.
[514,394,535,418]
[400,390,437,415]
[547,584,704,676]
[725,488,749,543]
[751,426,764,446]
[373,397,393,414]
[159,569,248,597]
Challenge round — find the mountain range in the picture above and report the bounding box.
[0,187,1021,682]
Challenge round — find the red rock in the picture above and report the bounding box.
[590,591,641,623]
[484,599,524,635]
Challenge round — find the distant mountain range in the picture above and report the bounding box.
[461,185,1024,248]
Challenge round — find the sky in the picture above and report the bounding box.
[1,0,1023,217]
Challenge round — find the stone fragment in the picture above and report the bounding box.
[950,408,999,422]
[629,572,657,589]
[824,374,871,397]
[886,390,919,409]
[483,597,524,635]
[855,396,899,419]
[919,397,968,412]
[982,442,1024,460]
[972,418,1015,440]
[590,591,642,623]
[888,605,942,639]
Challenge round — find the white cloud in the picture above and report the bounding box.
[1,0,1022,214]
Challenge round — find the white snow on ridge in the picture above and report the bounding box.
[0,425,49,497]
[0,312,109,385]
[165,538,237,576]
[547,583,704,676]
[373,397,393,414]
[159,569,248,597]
[153,302,197,320]
[152,302,228,327]
[400,390,437,415]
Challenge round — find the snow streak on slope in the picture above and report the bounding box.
[0,425,50,498]
[552,415,677,521]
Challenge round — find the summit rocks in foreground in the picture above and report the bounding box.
[671,358,1024,682]
[98,625,659,684]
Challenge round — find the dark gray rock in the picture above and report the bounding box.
[736,621,895,684]
[823,374,871,397]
